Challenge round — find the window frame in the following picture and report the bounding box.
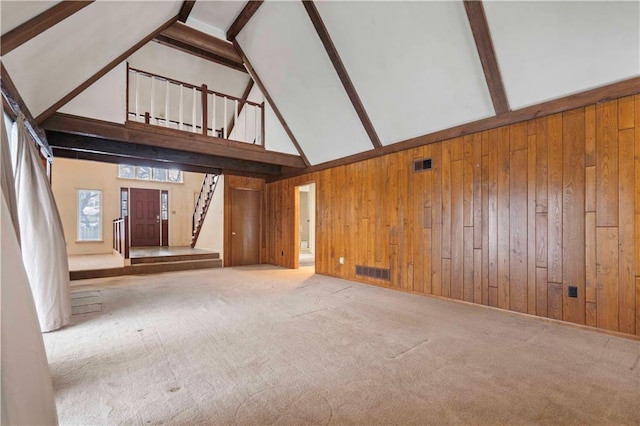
[77,188,103,242]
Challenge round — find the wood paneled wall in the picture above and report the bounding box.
[265,95,640,336]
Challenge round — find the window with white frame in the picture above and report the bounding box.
[118,164,183,183]
[77,189,102,241]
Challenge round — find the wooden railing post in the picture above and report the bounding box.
[261,102,265,147]
[201,84,208,136]
[124,215,130,260]
[144,112,150,124]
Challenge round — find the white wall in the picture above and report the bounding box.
[194,175,224,261]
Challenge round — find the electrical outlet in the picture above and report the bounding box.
[339,257,345,265]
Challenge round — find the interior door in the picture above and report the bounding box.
[230,188,260,265]
[130,188,160,247]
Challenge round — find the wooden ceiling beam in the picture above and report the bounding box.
[227,1,264,41]
[234,41,311,167]
[35,14,180,124]
[52,147,223,176]
[41,113,306,168]
[47,131,280,177]
[161,22,243,65]
[464,0,510,115]
[302,1,382,149]
[178,1,196,23]
[1,1,94,56]
[276,75,640,180]
[152,36,247,73]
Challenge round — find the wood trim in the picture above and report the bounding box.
[302,1,382,149]
[160,22,243,64]
[463,0,509,115]
[276,76,640,180]
[48,132,280,177]
[41,112,306,168]
[1,63,52,157]
[226,0,264,41]
[1,1,94,55]
[34,14,180,124]
[152,36,247,73]
[227,79,255,136]
[178,1,196,23]
[234,41,311,166]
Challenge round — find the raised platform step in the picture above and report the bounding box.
[130,252,219,264]
[70,258,222,281]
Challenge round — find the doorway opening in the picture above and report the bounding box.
[296,183,316,269]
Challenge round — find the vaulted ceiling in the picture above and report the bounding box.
[2,0,639,172]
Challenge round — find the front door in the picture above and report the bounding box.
[230,188,260,265]
[130,188,160,247]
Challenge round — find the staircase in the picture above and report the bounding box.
[191,173,219,248]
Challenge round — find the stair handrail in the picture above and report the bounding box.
[191,174,219,247]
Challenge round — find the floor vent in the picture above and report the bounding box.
[414,158,433,172]
[355,265,390,281]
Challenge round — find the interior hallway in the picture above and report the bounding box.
[46,267,639,425]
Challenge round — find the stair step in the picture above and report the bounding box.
[130,252,219,264]
[70,258,222,280]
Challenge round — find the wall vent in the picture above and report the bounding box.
[355,265,390,281]
[413,158,433,172]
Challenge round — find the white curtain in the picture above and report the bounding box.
[1,114,58,425]
[12,114,71,332]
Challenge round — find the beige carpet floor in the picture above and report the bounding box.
[44,266,640,425]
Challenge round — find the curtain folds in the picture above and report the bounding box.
[12,114,71,332]
[1,114,59,425]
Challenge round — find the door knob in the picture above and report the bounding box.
[232,232,236,236]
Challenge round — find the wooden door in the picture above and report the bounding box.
[130,188,160,247]
[230,188,260,265]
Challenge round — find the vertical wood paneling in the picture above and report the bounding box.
[488,129,498,300]
[473,134,483,248]
[618,128,635,334]
[265,94,640,337]
[451,160,464,300]
[527,134,537,314]
[536,267,548,317]
[562,109,586,324]
[596,101,619,227]
[481,138,490,306]
[463,136,474,227]
[596,227,619,331]
[464,227,474,302]
[547,113,563,285]
[509,148,528,313]
[548,282,563,320]
[585,105,596,167]
[431,143,443,296]
[497,127,510,309]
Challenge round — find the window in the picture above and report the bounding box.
[78,189,102,241]
[118,164,183,183]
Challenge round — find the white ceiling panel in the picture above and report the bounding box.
[59,63,126,124]
[246,84,299,156]
[315,1,494,146]
[237,1,373,165]
[2,1,182,118]
[1,1,60,35]
[484,1,640,109]
[187,0,246,39]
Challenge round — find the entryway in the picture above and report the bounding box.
[296,183,316,268]
[129,188,168,247]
